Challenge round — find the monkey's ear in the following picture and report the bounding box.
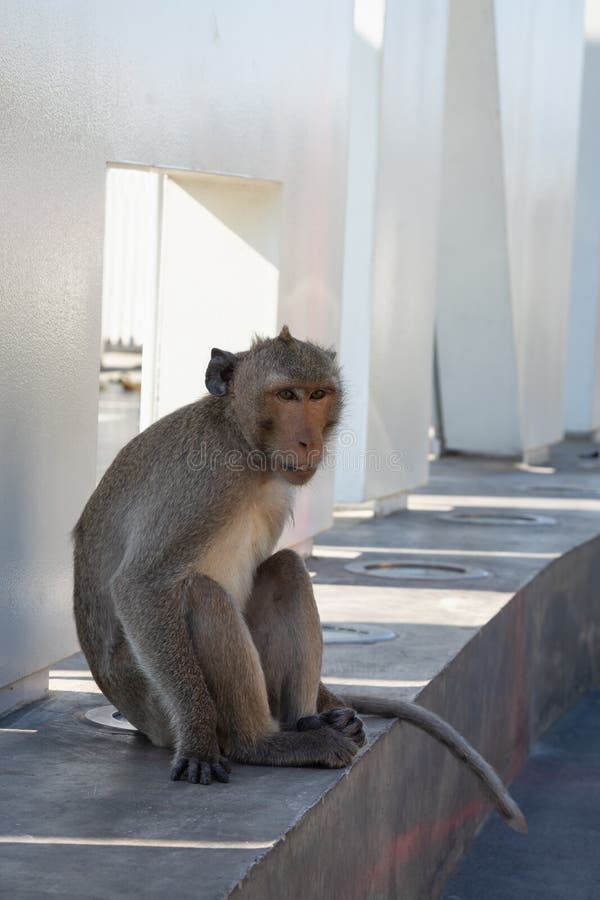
[278,325,293,343]
[205,348,238,397]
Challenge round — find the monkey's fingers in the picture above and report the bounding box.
[211,761,230,783]
[170,757,190,781]
[186,758,223,785]
[319,708,367,748]
[197,761,213,785]
[344,717,367,747]
[321,707,356,728]
[171,755,231,784]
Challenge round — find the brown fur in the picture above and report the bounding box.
[74,328,360,784]
[73,327,525,831]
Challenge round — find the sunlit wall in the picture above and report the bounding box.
[0,0,354,710]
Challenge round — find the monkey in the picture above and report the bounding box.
[73,325,526,834]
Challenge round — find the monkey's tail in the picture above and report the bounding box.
[339,693,527,835]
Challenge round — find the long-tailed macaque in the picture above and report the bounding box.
[73,326,526,833]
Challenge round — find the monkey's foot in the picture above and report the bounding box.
[297,707,367,747]
[170,754,232,785]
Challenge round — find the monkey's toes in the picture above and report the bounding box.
[170,755,232,784]
[320,708,367,748]
[323,733,359,767]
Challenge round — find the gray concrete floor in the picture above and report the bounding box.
[1,437,600,897]
[442,687,600,900]
[317,439,600,704]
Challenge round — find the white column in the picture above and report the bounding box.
[336,0,449,510]
[436,0,585,459]
[566,0,600,435]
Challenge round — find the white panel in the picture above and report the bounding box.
[334,0,385,502]
[496,0,585,450]
[436,0,520,455]
[156,173,281,417]
[566,0,600,432]
[0,0,354,690]
[436,0,584,456]
[337,0,449,502]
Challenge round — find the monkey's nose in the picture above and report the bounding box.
[296,440,321,468]
[298,439,319,454]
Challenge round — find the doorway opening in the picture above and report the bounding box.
[97,165,282,482]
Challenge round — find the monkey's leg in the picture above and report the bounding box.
[245,549,366,747]
[183,570,359,770]
[98,637,174,749]
[112,572,232,784]
[114,570,357,776]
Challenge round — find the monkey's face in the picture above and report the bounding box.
[258,382,340,485]
[205,328,343,483]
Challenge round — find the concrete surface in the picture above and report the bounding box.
[0,654,389,900]
[1,439,600,898]
[442,687,600,900]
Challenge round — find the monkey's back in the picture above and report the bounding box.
[72,396,247,678]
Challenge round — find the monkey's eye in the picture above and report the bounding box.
[310,389,326,400]
[277,389,296,401]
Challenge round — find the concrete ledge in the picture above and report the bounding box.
[1,440,599,899]
[236,536,600,900]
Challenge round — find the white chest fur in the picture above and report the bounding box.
[194,479,293,610]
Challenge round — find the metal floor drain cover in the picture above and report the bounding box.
[345,560,489,580]
[438,511,556,526]
[85,705,137,732]
[322,623,396,644]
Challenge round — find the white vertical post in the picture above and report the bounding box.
[436,0,585,458]
[336,0,449,509]
[566,0,600,435]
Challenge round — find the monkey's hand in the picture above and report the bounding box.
[297,707,367,748]
[170,753,232,785]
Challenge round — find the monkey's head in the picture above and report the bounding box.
[205,326,342,485]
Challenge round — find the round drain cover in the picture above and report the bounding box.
[345,559,489,580]
[438,511,556,526]
[85,705,137,732]
[322,623,396,644]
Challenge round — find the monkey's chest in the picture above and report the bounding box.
[194,482,292,610]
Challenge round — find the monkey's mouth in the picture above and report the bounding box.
[279,461,319,484]
[281,463,317,473]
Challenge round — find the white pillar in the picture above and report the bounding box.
[436,0,585,458]
[335,0,449,510]
[566,0,600,435]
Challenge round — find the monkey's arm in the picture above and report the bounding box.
[319,683,527,834]
[111,570,230,784]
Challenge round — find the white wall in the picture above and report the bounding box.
[153,171,282,419]
[566,0,600,433]
[436,0,585,457]
[335,0,449,505]
[0,0,354,706]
